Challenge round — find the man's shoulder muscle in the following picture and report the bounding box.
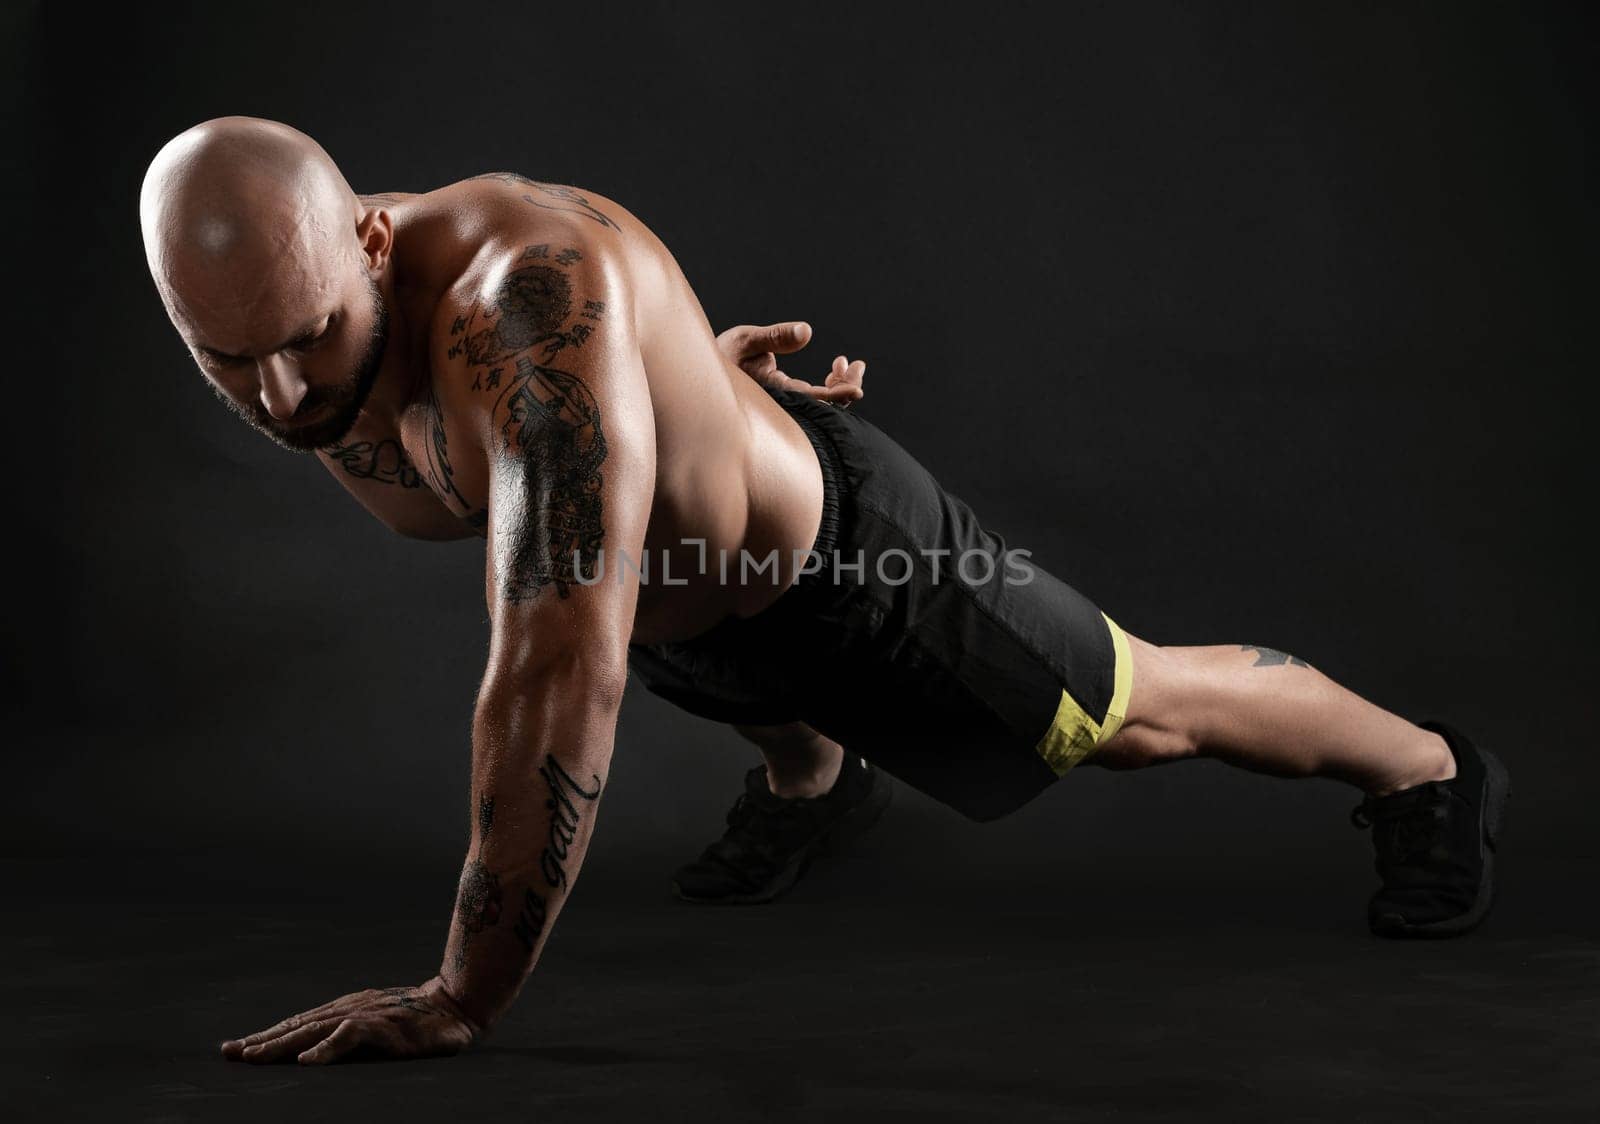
[427,226,634,427]
[453,173,635,236]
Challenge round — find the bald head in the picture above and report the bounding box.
[142,117,394,451]
[141,117,362,331]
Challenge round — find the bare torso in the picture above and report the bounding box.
[321,176,823,644]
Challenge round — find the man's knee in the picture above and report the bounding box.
[1092,717,1196,769]
[1088,635,1200,770]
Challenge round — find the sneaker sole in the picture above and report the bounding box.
[672,769,893,906]
[1373,744,1511,939]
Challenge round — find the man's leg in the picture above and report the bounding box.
[672,722,891,905]
[735,722,845,798]
[1096,633,1509,937]
[1091,637,1454,795]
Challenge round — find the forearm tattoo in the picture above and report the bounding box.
[452,762,603,969]
[1240,645,1311,668]
[454,861,503,935]
[471,172,621,230]
[536,759,602,891]
[451,245,610,602]
[451,790,503,971]
[325,438,423,488]
[513,759,603,953]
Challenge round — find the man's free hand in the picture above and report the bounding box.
[219,977,480,1065]
[717,320,866,407]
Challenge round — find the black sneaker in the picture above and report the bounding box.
[1349,720,1510,938]
[672,757,892,904]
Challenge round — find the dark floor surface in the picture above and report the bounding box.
[7,830,1597,1124]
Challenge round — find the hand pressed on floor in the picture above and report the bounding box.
[220,976,480,1065]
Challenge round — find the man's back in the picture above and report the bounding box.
[326,174,824,643]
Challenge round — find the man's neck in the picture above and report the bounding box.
[355,268,427,433]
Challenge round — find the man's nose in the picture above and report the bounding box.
[256,353,309,420]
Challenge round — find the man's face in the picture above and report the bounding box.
[181,268,390,453]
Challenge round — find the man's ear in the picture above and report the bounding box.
[356,207,394,273]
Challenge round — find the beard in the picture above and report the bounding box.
[213,277,391,453]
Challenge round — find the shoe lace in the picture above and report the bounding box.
[1349,785,1456,866]
[707,791,822,871]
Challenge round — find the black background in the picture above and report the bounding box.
[12,2,1597,1119]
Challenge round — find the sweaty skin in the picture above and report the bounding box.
[139,117,862,1063]
[140,117,1472,1065]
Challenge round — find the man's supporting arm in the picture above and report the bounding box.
[220,237,653,1066]
[438,237,655,1031]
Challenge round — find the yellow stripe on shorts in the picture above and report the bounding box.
[1034,613,1134,775]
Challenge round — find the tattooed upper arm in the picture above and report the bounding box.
[438,239,655,673]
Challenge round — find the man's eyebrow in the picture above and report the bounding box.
[194,317,329,361]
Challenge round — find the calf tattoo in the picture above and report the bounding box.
[1240,645,1311,668]
[450,249,610,602]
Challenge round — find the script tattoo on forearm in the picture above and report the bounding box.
[512,759,604,953]
[1240,645,1311,668]
[537,759,602,890]
[471,172,621,230]
[325,439,423,488]
[451,248,610,602]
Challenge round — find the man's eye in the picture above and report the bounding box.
[293,323,335,353]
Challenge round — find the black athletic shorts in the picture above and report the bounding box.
[626,387,1132,822]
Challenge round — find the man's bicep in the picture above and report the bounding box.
[487,364,616,602]
[459,248,656,678]
[482,361,655,684]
